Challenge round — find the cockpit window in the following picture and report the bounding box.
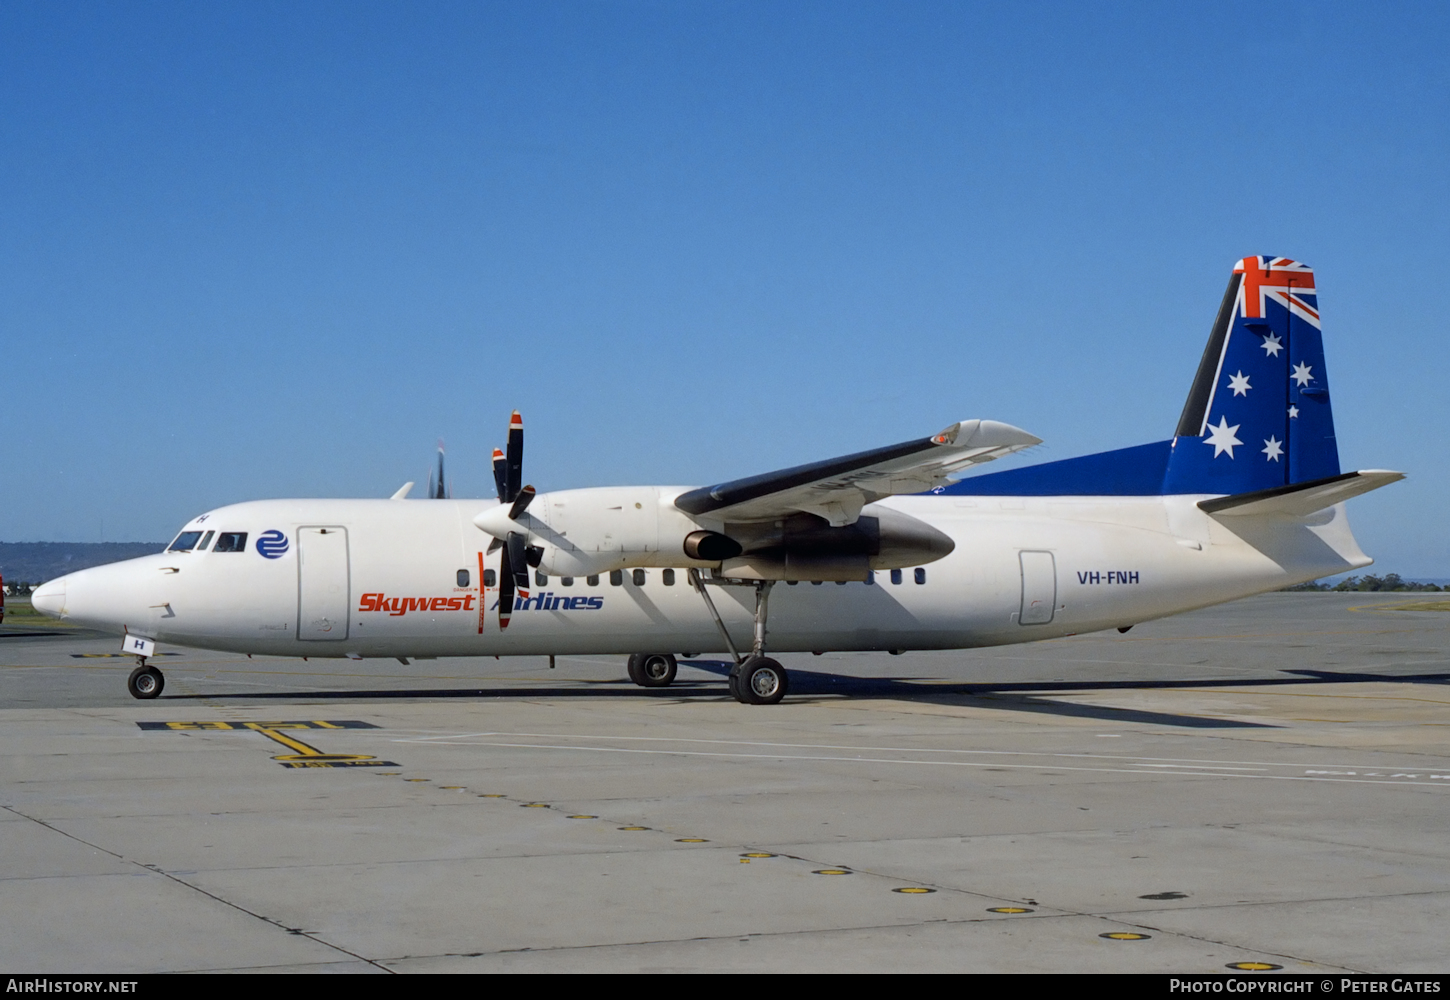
[168,531,205,552]
[212,532,248,553]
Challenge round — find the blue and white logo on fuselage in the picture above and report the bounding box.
[256,530,289,559]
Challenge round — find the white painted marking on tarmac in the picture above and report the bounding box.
[391,731,1450,788]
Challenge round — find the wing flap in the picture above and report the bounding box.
[1199,470,1404,517]
[674,419,1041,526]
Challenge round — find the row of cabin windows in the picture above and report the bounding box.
[467,567,928,588]
[167,530,248,553]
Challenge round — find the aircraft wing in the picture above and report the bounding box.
[673,419,1041,526]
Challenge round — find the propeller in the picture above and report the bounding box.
[429,438,449,499]
[488,411,538,630]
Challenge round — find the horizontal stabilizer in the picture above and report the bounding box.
[1198,470,1403,518]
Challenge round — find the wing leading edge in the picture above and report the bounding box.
[674,419,1041,526]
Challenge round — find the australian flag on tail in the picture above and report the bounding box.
[941,255,1342,499]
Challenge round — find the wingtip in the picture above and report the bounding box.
[963,420,1043,450]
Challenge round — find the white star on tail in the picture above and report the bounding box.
[1292,362,1314,386]
[1203,416,1243,459]
[1227,370,1251,396]
[1263,436,1283,462]
[1288,405,1299,418]
[1261,333,1282,357]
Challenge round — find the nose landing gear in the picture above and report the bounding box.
[127,660,165,700]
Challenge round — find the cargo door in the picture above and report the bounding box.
[1018,550,1057,625]
[298,526,350,641]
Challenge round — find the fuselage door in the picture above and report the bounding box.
[298,526,350,641]
[1018,550,1057,625]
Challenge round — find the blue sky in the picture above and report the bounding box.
[2,1,1446,575]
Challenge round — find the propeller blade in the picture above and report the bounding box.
[491,448,507,502]
[506,532,530,595]
[505,410,523,503]
[486,537,503,554]
[508,484,536,521]
[435,439,446,499]
[497,544,514,630]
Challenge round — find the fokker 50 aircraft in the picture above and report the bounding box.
[33,257,1402,704]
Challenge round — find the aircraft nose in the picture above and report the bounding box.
[30,580,66,619]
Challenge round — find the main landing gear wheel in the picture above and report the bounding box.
[127,664,164,700]
[627,652,677,688]
[734,656,788,705]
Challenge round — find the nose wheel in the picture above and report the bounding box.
[127,662,165,700]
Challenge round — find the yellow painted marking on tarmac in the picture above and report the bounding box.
[1100,932,1150,940]
[478,794,506,797]
[440,786,465,790]
[812,869,852,875]
[741,852,776,858]
[893,887,935,893]
[1226,962,1282,971]
[988,907,1033,913]
[232,723,393,768]
[567,815,597,819]
[618,825,649,830]
[166,721,234,730]
[675,838,708,843]
[245,724,326,756]
[522,803,550,808]
[311,720,345,729]
[405,778,430,782]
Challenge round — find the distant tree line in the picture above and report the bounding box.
[1283,574,1443,592]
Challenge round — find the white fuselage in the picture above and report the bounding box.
[34,490,1370,660]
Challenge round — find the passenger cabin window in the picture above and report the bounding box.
[662,569,675,586]
[609,570,623,586]
[213,532,248,553]
[915,568,927,585]
[536,572,548,587]
[865,571,875,585]
[890,569,903,585]
[168,531,204,552]
[587,575,600,586]
[483,569,497,588]
[632,569,646,586]
[561,577,574,587]
[457,569,470,588]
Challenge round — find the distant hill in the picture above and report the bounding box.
[0,542,167,586]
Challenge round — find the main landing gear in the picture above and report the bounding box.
[627,652,678,688]
[687,569,789,706]
[127,660,165,699]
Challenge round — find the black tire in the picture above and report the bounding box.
[636,653,677,688]
[127,665,164,700]
[728,663,742,701]
[737,656,788,705]
[626,652,645,685]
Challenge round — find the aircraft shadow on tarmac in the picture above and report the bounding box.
[159,660,1450,730]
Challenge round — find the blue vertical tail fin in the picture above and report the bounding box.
[1161,256,1339,494]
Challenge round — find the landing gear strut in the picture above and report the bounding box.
[689,570,788,705]
[127,660,164,700]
